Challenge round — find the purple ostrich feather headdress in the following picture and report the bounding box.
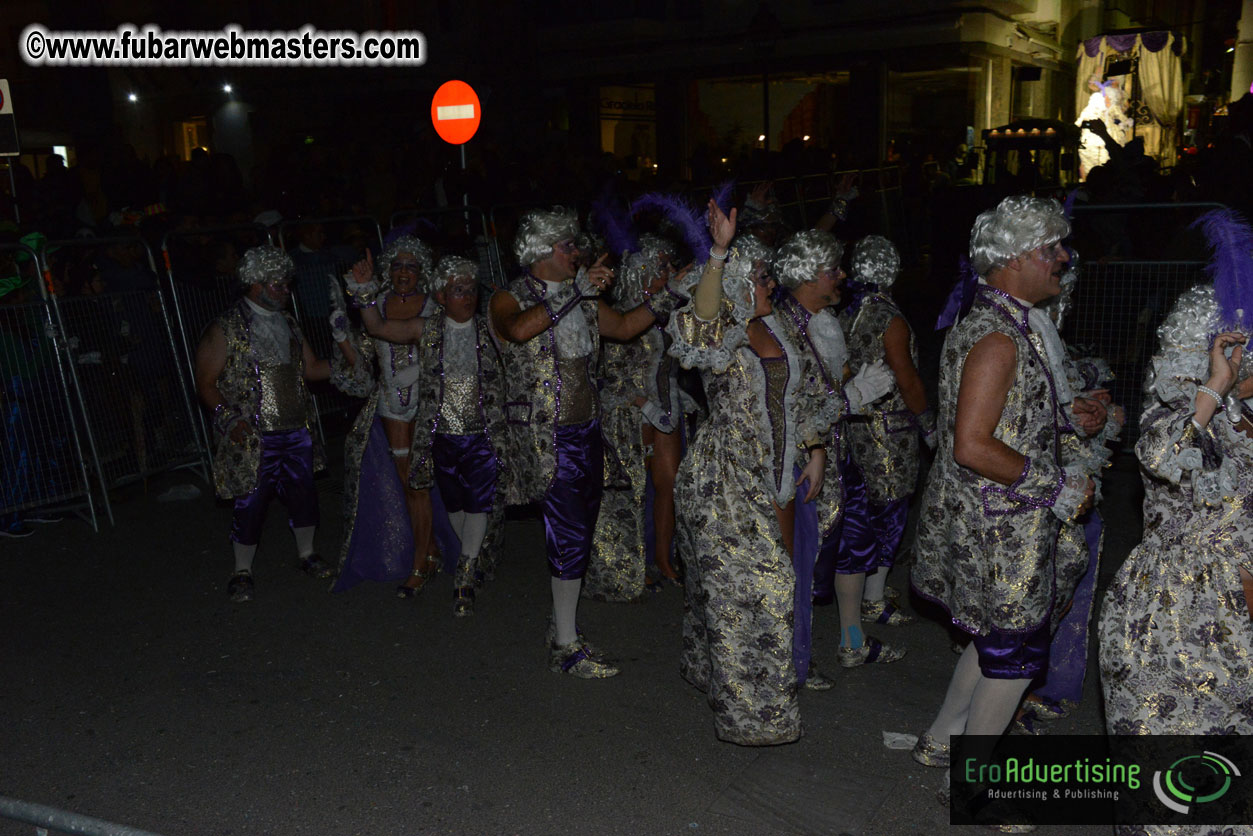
[630,192,712,261]
[591,189,639,258]
[712,180,735,217]
[1192,207,1253,332]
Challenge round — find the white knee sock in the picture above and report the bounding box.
[459,512,488,560]
[925,642,983,743]
[233,542,256,574]
[448,510,466,542]
[292,525,316,559]
[835,572,866,647]
[863,567,888,602]
[966,676,1032,737]
[551,577,582,646]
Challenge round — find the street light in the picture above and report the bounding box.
[222,83,233,94]
[127,92,138,103]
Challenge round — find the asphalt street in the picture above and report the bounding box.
[0,445,1142,836]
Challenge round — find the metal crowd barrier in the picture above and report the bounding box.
[0,795,166,836]
[1062,202,1227,450]
[276,216,382,437]
[43,236,206,492]
[0,242,105,530]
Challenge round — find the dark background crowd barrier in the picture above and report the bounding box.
[5,193,1232,530]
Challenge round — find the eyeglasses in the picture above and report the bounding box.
[1036,242,1067,259]
[391,260,422,273]
[554,240,577,254]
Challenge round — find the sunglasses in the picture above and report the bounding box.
[554,240,578,254]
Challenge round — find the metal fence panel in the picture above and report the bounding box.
[0,244,101,529]
[43,237,205,490]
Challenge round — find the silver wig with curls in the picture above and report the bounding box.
[852,234,900,289]
[431,255,479,293]
[969,195,1070,278]
[238,245,294,285]
[1145,284,1253,408]
[773,229,843,290]
[380,235,434,287]
[614,233,676,309]
[513,206,580,267]
[729,232,775,268]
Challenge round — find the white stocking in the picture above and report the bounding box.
[551,577,582,646]
[835,571,866,647]
[459,512,488,560]
[291,525,316,559]
[233,542,256,574]
[863,567,888,602]
[448,510,466,544]
[925,642,983,743]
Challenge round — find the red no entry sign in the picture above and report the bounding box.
[431,80,480,145]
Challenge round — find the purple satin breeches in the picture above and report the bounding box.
[543,420,604,580]
[972,619,1052,680]
[432,432,497,514]
[813,453,879,602]
[230,428,320,545]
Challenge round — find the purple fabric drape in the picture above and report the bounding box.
[792,466,820,684]
[543,420,604,579]
[231,428,320,545]
[935,258,979,330]
[332,418,415,592]
[1083,30,1175,57]
[1032,511,1103,705]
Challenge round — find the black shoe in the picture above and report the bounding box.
[298,554,334,579]
[227,571,255,603]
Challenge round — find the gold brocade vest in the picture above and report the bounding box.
[407,313,511,495]
[498,275,602,504]
[210,300,325,499]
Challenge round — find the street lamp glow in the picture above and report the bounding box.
[222,83,233,93]
[758,134,765,142]
[803,135,810,141]
[127,92,138,103]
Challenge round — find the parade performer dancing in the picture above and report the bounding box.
[194,245,337,602]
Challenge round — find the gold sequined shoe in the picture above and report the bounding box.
[911,731,951,768]
[861,599,915,626]
[453,587,475,617]
[838,636,906,668]
[803,663,835,691]
[548,640,620,679]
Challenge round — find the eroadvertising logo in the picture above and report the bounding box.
[1152,751,1241,815]
[949,735,1253,827]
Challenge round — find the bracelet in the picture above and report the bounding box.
[1196,385,1224,409]
[708,246,728,261]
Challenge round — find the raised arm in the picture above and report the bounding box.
[692,199,736,320]
[346,250,426,344]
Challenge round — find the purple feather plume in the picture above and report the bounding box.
[1061,188,1078,220]
[1192,208,1253,330]
[630,192,712,261]
[712,180,735,216]
[591,192,638,257]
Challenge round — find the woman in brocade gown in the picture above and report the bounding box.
[668,201,832,746]
[1099,281,1253,836]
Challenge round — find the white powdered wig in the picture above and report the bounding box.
[432,255,479,293]
[729,232,775,268]
[513,206,580,267]
[615,233,676,308]
[1145,284,1253,405]
[773,229,843,289]
[852,234,900,289]
[969,195,1070,278]
[238,245,294,285]
[380,235,434,288]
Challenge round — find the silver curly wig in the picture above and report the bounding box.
[969,196,1070,278]
[1145,283,1253,406]
[431,255,479,293]
[729,232,775,268]
[514,206,580,267]
[238,245,294,285]
[851,235,900,289]
[614,233,676,308]
[773,229,843,290]
[380,235,434,286]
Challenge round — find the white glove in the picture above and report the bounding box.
[844,360,894,414]
[329,309,350,343]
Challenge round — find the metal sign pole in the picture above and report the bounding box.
[7,163,18,224]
